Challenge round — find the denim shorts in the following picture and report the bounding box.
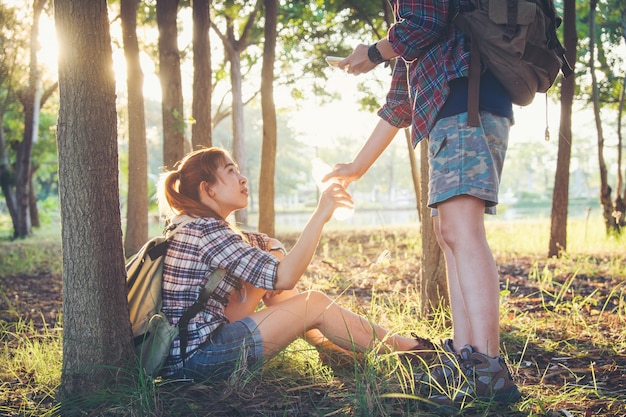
[172,316,264,382]
[428,111,510,216]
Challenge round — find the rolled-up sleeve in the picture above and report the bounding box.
[387,0,449,61]
[378,61,412,128]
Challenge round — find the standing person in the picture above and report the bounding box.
[324,0,521,408]
[157,147,433,381]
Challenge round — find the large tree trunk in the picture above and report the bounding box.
[419,140,448,315]
[258,0,277,236]
[55,0,134,399]
[157,0,186,170]
[122,0,149,256]
[14,0,47,238]
[191,0,212,149]
[548,0,577,257]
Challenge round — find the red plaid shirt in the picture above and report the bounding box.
[161,217,278,375]
[378,0,471,147]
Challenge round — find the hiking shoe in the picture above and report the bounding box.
[428,345,522,409]
[398,333,436,367]
[419,338,461,390]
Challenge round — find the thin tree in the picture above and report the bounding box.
[55,0,134,399]
[157,0,186,170]
[191,0,212,148]
[419,140,448,315]
[549,0,578,257]
[211,0,263,226]
[589,0,617,234]
[14,0,47,238]
[258,0,277,235]
[122,0,149,255]
[616,77,625,228]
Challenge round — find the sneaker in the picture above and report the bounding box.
[428,344,522,409]
[420,338,461,390]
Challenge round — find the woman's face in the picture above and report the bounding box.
[208,157,249,216]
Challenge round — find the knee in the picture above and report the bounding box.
[434,219,456,249]
[301,290,333,309]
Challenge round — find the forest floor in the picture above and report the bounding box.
[1,229,625,416]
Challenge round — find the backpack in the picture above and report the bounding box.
[126,216,226,377]
[449,0,574,126]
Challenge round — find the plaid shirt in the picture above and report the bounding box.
[161,217,278,375]
[378,0,471,147]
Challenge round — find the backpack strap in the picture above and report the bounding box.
[449,0,481,127]
[178,268,227,366]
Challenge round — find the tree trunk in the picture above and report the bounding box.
[192,0,212,149]
[157,0,186,170]
[258,0,278,236]
[404,128,421,223]
[213,0,262,227]
[548,0,577,257]
[14,0,47,238]
[121,0,149,256]
[589,0,617,234]
[419,140,448,316]
[0,117,19,229]
[230,52,248,226]
[29,165,40,228]
[614,76,625,228]
[55,0,134,399]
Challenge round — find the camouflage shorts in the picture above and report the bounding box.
[428,111,510,215]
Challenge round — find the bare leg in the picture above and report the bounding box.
[248,290,419,357]
[224,282,360,363]
[433,215,471,350]
[436,195,500,357]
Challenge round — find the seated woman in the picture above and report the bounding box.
[158,147,432,381]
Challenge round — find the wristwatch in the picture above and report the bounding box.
[269,245,287,256]
[367,42,385,65]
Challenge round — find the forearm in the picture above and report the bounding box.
[351,119,400,177]
[273,212,326,290]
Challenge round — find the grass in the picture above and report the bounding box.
[1,216,625,416]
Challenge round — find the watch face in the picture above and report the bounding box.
[368,44,384,64]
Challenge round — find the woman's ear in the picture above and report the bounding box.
[199,181,213,199]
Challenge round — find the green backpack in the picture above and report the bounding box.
[126,217,225,377]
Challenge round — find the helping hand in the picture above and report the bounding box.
[316,183,354,223]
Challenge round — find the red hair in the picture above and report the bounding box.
[158,147,231,220]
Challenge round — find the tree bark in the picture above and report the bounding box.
[157,0,186,170]
[419,140,448,316]
[589,0,617,234]
[122,0,149,256]
[55,0,134,398]
[404,128,421,223]
[191,0,212,149]
[212,0,263,227]
[14,0,47,238]
[0,118,18,228]
[615,77,625,228]
[548,0,577,257]
[258,0,278,236]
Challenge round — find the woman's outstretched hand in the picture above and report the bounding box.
[316,182,354,223]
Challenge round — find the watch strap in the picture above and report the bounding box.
[367,43,385,65]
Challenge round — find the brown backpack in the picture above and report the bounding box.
[450,0,574,126]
